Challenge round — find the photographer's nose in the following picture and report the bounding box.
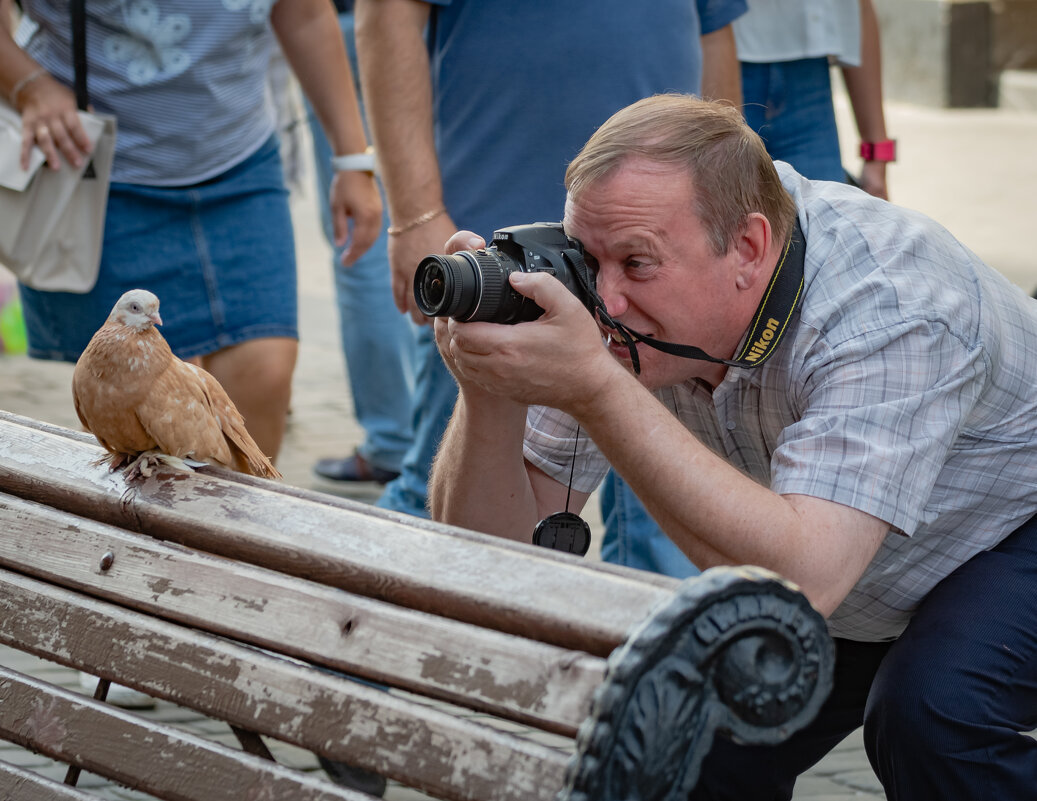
[593,270,629,318]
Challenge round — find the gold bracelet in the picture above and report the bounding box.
[387,206,447,236]
[9,68,47,107]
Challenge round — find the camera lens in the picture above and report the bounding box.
[414,243,545,323]
[419,261,448,310]
[414,253,481,318]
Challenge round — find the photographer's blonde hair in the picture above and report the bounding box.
[565,94,797,258]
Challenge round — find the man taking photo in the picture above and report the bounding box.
[428,94,1037,799]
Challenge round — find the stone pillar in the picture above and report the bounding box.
[874,0,1037,108]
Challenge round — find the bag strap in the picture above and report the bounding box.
[70,0,97,177]
[71,0,88,111]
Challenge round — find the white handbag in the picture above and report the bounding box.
[0,96,116,293]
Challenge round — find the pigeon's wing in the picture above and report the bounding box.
[192,366,281,479]
[135,360,237,468]
[137,360,280,479]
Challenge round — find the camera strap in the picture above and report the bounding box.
[568,219,805,375]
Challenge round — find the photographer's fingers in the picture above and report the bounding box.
[507,270,586,318]
[434,317,465,375]
[445,230,484,254]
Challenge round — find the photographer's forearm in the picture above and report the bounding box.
[429,395,541,543]
[355,0,443,225]
[575,372,884,616]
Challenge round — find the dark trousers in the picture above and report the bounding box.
[690,513,1037,800]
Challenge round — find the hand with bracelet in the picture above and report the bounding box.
[8,63,93,172]
[386,204,457,325]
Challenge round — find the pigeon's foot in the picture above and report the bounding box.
[94,454,121,470]
[123,450,197,480]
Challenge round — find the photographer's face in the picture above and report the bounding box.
[564,157,748,390]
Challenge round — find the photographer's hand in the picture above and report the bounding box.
[439,270,621,415]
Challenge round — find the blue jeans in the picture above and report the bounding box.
[376,325,457,518]
[599,471,699,578]
[689,512,1037,799]
[740,57,846,183]
[599,56,848,579]
[307,13,417,473]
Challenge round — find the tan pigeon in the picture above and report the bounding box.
[72,289,281,480]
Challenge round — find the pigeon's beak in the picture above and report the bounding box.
[150,312,163,326]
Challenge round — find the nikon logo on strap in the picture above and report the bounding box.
[744,317,782,363]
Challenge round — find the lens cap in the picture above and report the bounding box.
[532,511,591,556]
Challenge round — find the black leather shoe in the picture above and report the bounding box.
[318,756,387,797]
[313,452,400,484]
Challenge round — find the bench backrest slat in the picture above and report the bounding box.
[0,568,571,801]
[0,491,604,735]
[0,411,678,656]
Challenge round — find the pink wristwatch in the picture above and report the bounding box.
[859,140,897,162]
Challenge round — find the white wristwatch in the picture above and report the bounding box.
[331,146,377,175]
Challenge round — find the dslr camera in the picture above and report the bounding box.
[413,223,597,324]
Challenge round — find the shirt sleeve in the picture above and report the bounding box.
[523,405,611,494]
[696,0,749,36]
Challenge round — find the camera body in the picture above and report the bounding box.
[413,222,596,324]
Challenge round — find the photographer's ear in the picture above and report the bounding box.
[445,230,484,255]
[733,212,773,291]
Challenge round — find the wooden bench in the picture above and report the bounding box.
[0,410,834,801]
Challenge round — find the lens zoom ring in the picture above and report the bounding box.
[468,251,509,322]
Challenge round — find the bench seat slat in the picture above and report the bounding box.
[0,568,571,801]
[0,491,604,735]
[0,411,677,656]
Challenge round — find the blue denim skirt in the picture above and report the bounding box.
[20,134,298,362]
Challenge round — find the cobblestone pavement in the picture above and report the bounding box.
[2,96,1036,799]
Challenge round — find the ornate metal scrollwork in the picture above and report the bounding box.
[559,565,834,801]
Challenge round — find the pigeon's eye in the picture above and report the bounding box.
[130,303,142,313]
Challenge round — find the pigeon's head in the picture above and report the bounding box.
[110,289,163,332]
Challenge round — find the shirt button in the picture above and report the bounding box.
[726,420,737,431]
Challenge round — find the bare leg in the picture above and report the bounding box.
[195,337,298,462]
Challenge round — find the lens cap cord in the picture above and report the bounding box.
[532,425,592,556]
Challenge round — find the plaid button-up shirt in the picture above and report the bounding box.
[525,163,1037,641]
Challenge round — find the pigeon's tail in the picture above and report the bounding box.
[225,423,282,480]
